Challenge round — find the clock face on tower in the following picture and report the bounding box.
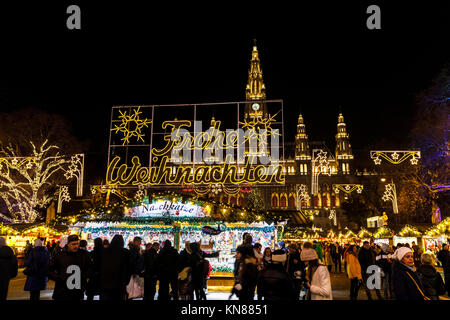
[252,103,260,111]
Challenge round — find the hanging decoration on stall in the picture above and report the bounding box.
[370,150,420,165]
[201,224,224,235]
[332,184,363,194]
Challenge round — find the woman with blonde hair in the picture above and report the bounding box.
[416,253,445,300]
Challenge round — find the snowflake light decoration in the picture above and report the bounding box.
[238,113,281,148]
[211,184,223,195]
[111,107,152,145]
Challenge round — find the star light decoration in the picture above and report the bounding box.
[370,150,420,165]
[57,186,71,213]
[382,182,399,214]
[111,107,152,145]
[333,184,364,194]
[135,185,145,199]
[311,149,332,195]
[296,184,310,210]
[63,154,84,197]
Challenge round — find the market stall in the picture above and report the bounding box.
[0,223,68,266]
[393,225,421,247]
[423,217,450,255]
[373,226,395,246]
[76,220,275,276]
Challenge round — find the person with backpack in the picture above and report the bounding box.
[0,237,18,301]
[23,239,51,300]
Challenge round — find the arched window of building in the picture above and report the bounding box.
[230,196,236,205]
[313,195,319,208]
[322,194,328,207]
[280,194,287,207]
[288,194,295,207]
[331,193,336,207]
[271,194,279,207]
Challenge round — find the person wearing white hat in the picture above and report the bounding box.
[300,247,332,300]
[391,246,429,300]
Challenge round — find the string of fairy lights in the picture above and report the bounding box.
[50,190,292,225]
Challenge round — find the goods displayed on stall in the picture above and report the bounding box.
[423,217,450,254]
[76,220,275,276]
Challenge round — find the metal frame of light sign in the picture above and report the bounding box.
[370,150,420,165]
[107,101,285,188]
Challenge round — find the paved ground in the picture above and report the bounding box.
[8,268,388,301]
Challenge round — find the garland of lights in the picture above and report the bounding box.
[425,217,450,237]
[398,225,422,237]
[52,190,290,225]
[370,150,420,165]
[333,184,363,194]
[374,226,395,238]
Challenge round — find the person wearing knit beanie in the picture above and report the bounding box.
[300,248,318,262]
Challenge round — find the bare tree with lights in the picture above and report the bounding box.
[0,108,85,223]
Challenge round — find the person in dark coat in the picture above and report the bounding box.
[330,242,343,273]
[143,242,160,301]
[437,243,450,295]
[24,239,50,300]
[235,246,258,301]
[47,234,92,301]
[129,237,144,277]
[416,253,446,300]
[257,249,296,301]
[0,237,18,301]
[391,247,428,300]
[155,240,179,300]
[99,235,131,301]
[176,241,195,300]
[86,237,103,301]
[358,241,383,300]
[286,243,304,300]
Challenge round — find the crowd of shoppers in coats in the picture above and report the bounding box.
[1,233,449,301]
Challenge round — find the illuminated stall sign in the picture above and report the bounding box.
[126,200,206,218]
[107,102,285,187]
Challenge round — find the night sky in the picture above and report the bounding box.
[0,1,448,180]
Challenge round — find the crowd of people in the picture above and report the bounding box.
[0,234,449,301]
